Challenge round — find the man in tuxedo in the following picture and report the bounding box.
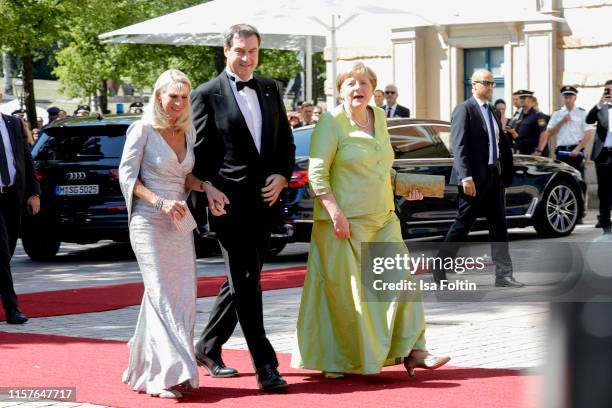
[586,79,612,235]
[0,91,41,324]
[435,70,524,288]
[383,84,411,118]
[191,24,295,392]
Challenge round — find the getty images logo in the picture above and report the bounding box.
[65,172,87,181]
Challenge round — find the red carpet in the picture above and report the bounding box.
[0,266,305,321]
[0,331,538,408]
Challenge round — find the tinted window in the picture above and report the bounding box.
[389,124,451,159]
[32,125,128,161]
[293,127,313,157]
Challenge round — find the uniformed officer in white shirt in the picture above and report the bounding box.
[546,86,594,176]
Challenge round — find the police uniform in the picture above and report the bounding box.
[515,91,548,155]
[547,86,593,175]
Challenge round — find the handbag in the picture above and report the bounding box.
[394,173,445,198]
[172,203,197,234]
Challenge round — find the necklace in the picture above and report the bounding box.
[344,104,370,129]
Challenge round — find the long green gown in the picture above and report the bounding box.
[291,105,427,374]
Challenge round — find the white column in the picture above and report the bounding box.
[437,27,454,121]
[503,42,514,116]
[524,22,557,114]
[305,36,313,102]
[391,28,422,117]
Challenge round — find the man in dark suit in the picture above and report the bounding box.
[435,70,524,288]
[0,91,41,324]
[190,24,295,392]
[586,79,612,235]
[383,84,411,118]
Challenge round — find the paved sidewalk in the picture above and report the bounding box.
[5,215,607,407]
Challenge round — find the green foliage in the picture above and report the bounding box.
[0,0,71,56]
[258,49,302,82]
[2,0,322,99]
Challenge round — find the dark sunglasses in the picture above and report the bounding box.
[474,80,496,87]
[385,91,396,94]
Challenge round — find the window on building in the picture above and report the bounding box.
[464,47,505,101]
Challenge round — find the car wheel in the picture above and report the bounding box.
[533,181,579,237]
[21,234,61,261]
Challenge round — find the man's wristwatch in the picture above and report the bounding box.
[200,180,212,192]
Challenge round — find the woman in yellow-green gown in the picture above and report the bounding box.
[291,62,450,377]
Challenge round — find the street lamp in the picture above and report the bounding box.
[13,76,24,109]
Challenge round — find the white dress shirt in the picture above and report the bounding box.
[386,104,397,118]
[547,105,593,147]
[0,115,16,187]
[225,69,263,153]
[462,96,500,183]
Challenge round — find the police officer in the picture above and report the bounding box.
[507,90,549,156]
[507,90,522,128]
[546,86,593,177]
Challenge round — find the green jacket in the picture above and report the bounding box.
[309,105,395,220]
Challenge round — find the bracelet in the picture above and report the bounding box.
[154,196,165,212]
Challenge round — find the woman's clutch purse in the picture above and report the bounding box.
[394,173,445,198]
[173,205,198,234]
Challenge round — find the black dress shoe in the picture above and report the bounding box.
[256,364,288,392]
[195,353,238,378]
[6,309,28,324]
[495,276,525,288]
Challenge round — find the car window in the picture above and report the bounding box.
[431,125,453,156]
[32,125,128,161]
[293,127,313,158]
[389,123,451,159]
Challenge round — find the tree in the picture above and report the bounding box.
[0,0,73,128]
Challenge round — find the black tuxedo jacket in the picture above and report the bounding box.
[383,104,410,118]
[586,103,610,161]
[191,72,295,208]
[449,97,514,188]
[0,114,40,205]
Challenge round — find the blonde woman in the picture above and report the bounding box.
[292,62,449,378]
[119,69,199,399]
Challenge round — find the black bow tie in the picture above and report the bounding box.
[235,77,257,91]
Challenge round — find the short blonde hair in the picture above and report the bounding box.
[143,69,193,134]
[336,62,377,93]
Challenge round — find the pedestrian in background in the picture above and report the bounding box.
[0,91,40,325]
[293,101,317,128]
[313,105,323,122]
[495,99,515,154]
[436,69,524,288]
[373,88,385,108]
[586,79,612,235]
[383,84,411,118]
[546,86,593,177]
[507,90,548,156]
[119,69,199,399]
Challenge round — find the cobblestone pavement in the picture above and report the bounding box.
[2,216,606,407]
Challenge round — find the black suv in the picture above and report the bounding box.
[22,115,137,260]
[22,114,291,260]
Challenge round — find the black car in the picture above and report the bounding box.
[280,118,587,245]
[22,115,217,260]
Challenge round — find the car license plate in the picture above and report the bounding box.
[55,184,99,196]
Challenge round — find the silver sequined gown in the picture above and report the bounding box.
[119,120,198,394]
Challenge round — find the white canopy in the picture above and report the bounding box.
[100,0,564,105]
[0,98,49,125]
